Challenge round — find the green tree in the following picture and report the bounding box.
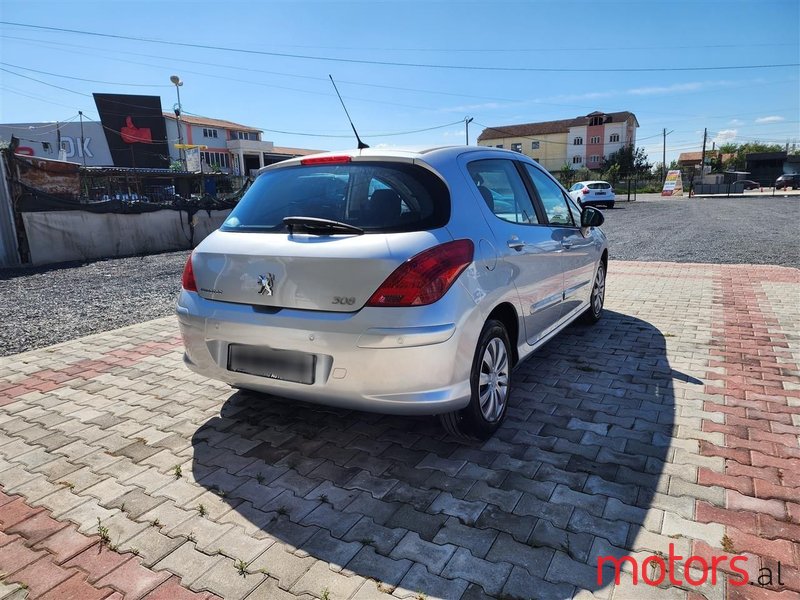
[602,163,620,184]
[602,146,651,178]
[558,162,574,186]
[651,160,679,178]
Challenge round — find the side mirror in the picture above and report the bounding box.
[581,206,604,228]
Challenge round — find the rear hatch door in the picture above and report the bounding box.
[192,157,452,312]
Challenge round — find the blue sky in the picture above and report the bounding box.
[1,0,798,165]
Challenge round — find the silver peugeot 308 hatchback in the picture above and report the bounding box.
[177,146,607,439]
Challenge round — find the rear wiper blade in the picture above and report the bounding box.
[283,216,364,235]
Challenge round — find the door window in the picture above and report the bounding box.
[523,163,575,226]
[467,159,539,225]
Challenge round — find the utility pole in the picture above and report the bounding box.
[465,117,473,146]
[78,111,86,167]
[661,129,674,182]
[700,128,708,181]
[56,121,62,160]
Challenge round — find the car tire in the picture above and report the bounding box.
[580,261,606,325]
[440,319,512,440]
[606,202,615,209]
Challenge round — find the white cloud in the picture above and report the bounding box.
[729,119,744,126]
[542,79,740,104]
[754,115,785,124]
[442,129,466,138]
[713,129,737,144]
[627,82,705,95]
[438,102,513,113]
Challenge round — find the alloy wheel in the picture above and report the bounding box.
[592,264,606,316]
[478,337,509,422]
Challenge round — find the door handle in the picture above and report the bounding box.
[561,240,573,249]
[507,239,525,250]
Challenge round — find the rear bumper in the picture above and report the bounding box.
[582,196,615,204]
[176,288,481,415]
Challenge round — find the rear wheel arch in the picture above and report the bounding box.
[485,302,519,366]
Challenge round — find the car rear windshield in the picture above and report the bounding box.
[587,182,611,190]
[221,161,450,233]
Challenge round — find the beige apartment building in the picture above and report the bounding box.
[477,111,638,173]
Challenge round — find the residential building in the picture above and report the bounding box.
[164,113,275,175]
[476,120,570,171]
[677,151,734,170]
[477,111,638,172]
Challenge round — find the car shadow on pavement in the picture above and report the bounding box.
[191,309,678,598]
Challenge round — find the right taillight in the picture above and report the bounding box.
[366,239,474,307]
[181,254,197,292]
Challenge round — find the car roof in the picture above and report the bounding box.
[259,145,531,172]
[575,180,611,185]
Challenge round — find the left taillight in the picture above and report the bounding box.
[181,255,197,292]
[582,187,590,195]
[366,239,474,307]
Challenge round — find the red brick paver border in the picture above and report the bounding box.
[0,490,219,600]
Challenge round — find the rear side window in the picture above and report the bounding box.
[522,163,575,226]
[587,182,611,190]
[467,159,539,225]
[222,161,449,233]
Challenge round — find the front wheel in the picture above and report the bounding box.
[440,320,512,440]
[581,261,606,324]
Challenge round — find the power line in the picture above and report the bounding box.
[2,67,469,141]
[0,62,172,87]
[2,22,798,73]
[0,34,518,104]
[5,33,798,123]
[0,109,80,128]
[0,66,91,97]
[180,110,465,139]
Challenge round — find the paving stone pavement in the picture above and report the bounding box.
[0,260,798,600]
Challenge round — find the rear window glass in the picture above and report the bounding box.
[221,161,449,233]
[587,182,611,190]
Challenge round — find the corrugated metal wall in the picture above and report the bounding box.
[0,154,21,267]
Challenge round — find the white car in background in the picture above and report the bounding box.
[569,181,615,209]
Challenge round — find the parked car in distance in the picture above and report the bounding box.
[569,181,615,208]
[733,180,760,190]
[177,146,608,439]
[775,173,800,190]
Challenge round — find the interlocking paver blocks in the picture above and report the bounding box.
[0,260,798,599]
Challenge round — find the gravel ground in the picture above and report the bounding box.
[602,194,800,267]
[2,194,798,356]
[1,250,190,357]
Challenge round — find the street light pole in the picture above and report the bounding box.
[465,116,473,146]
[78,111,86,167]
[170,75,185,169]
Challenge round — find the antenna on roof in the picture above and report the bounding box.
[329,75,369,150]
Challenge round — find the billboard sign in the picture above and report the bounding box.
[0,122,112,165]
[93,93,170,168]
[185,147,201,173]
[661,170,684,197]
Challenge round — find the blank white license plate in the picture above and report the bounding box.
[227,345,316,385]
